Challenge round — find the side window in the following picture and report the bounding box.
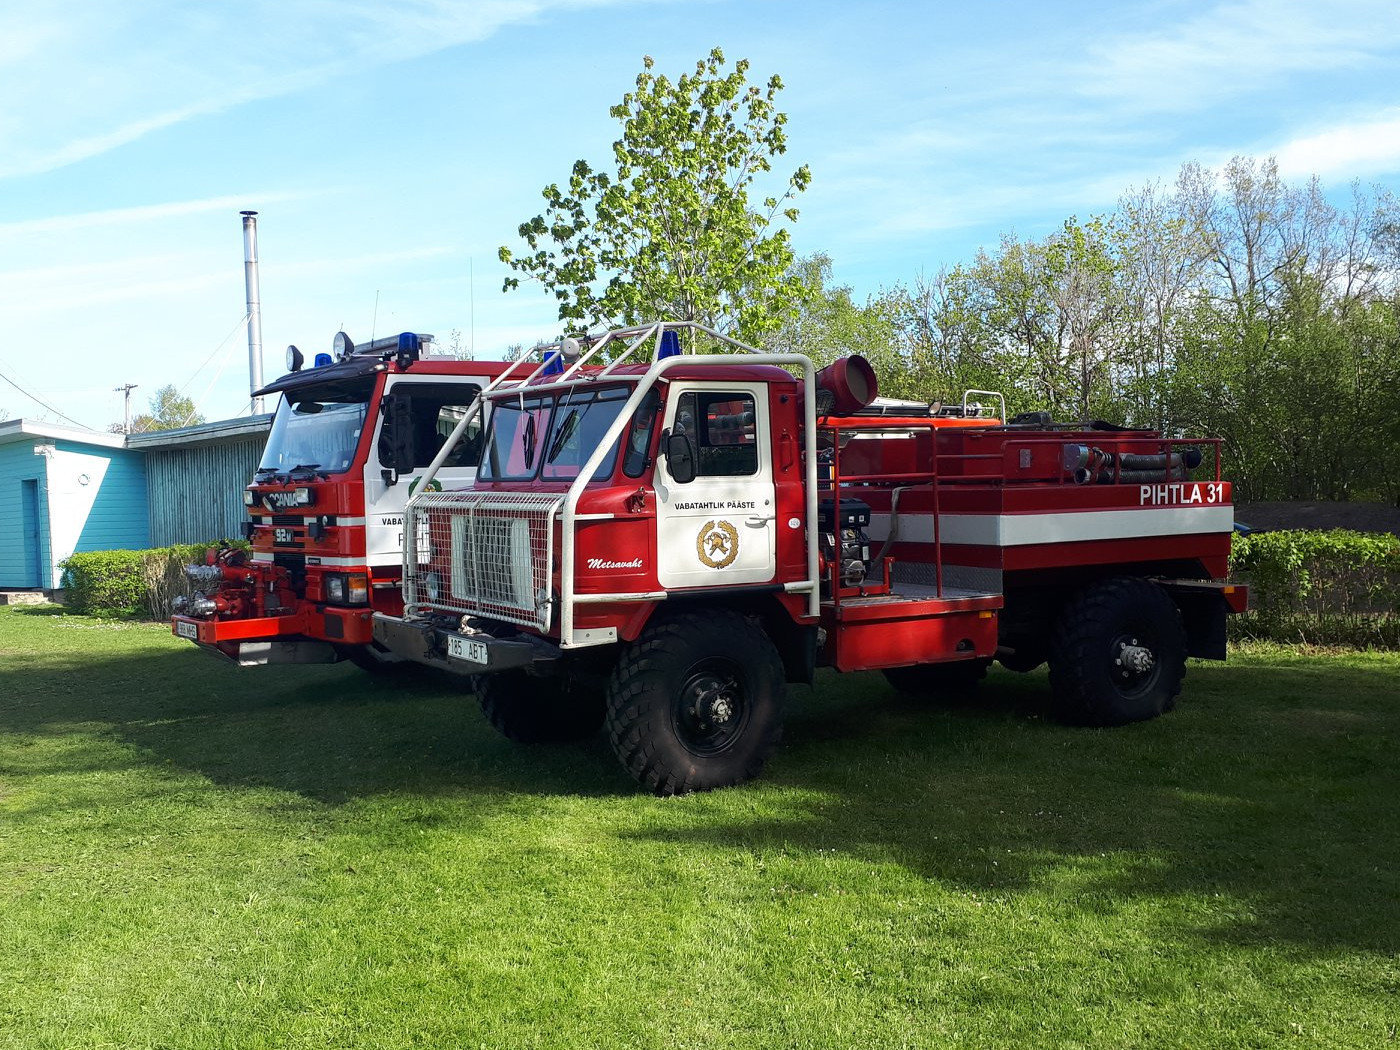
[381,383,483,470]
[434,402,484,468]
[673,391,758,479]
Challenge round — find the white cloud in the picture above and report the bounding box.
[1271,111,1400,180]
[0,0,656,178]
[1079,0,1400,112]
[0,192,306,236]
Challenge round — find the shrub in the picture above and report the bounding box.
[60,542,242,620]
[1230,529,1400,647]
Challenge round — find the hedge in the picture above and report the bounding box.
[60,542,243,620]
[1230,529,1400,647]
[54,529,1400,644]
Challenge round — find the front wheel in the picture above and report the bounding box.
[605,610,785,795]
[1048,577,1186,726]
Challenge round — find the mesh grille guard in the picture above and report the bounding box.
[403,490,564,631]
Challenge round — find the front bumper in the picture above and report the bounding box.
[172,605,375,665]
[372,613,561,676]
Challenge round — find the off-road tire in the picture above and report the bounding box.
[883,658,990,698]
[605,609,785,795]
[1048,576,1186,726]
[478,671,605,743]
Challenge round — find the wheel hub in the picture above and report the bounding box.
[1117,641,1155,674]
[675,668,746,756]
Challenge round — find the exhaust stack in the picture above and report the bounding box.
[241,211,265,414]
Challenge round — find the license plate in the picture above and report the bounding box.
[274,527,294,544]
[447,635,489,665]
[175,619,199,640]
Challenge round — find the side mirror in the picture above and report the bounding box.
[377,395,416,484]
[663,427,697,484]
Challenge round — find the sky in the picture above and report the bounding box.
[2,0,1398,430]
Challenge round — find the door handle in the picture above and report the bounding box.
[745,515,773,528]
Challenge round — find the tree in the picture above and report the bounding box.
[126,385,203,433]
[499,47,812,343]
[770,254,901,367]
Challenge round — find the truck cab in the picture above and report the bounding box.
[172,333,513,667]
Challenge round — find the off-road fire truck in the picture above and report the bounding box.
[359,321,1247,794]
[172,332,513,670]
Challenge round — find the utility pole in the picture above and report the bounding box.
[115,384,138,434]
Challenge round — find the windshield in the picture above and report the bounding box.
[480,386,631,482]
[258,382,372,475]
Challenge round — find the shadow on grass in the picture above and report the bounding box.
[0,641,634,804]
[2,619,1397,957]
[659,657,1400,955]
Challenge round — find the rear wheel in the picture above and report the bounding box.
[883,658,989,698]
[478,671,605,743]
[605,609,785,795]
[1048,577,1186,726]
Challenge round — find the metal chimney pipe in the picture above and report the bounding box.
[241,210,265,414]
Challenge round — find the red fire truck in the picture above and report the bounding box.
[363,321,1247,794]
[172,332,513,670]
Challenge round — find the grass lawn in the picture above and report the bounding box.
[1,606,1397,1049]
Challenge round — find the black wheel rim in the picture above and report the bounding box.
[673,660,750,757]
[1109,629,1160,699]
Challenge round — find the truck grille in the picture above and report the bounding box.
[404,490,564,631]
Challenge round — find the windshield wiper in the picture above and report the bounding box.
[288,463,327,481]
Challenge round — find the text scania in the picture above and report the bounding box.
[1139,482,1225,506]
[588,557,644,570]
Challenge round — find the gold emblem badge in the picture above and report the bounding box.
[697,519,740,569]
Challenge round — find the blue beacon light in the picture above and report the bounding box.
[658,329,682,358]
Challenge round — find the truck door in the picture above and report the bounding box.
[655,382,776,588]
[363,378,487,566]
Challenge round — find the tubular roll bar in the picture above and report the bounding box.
[405,321,821,644]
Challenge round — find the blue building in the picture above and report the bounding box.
[0,415,270,590]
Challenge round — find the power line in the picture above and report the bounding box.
[0,364,92,429]
[177,313,250,398]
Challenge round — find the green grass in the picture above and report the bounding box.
[1,607,1397,1049]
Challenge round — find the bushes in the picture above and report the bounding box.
[60,543,238,619]
[1230,529,1400,647]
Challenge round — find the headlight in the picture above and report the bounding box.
[323,573,369,606]
[293,487,311,506]
[243,489,254,506]
[425,571,442,602]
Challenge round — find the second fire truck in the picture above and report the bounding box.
[347,321,1249,794]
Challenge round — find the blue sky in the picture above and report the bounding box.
[2,0,1398,429]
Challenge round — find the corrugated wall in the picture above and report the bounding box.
[145,438,263,546]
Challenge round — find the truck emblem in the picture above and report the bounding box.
[697,520,740,569]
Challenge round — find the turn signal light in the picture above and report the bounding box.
[324,572,370,606]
